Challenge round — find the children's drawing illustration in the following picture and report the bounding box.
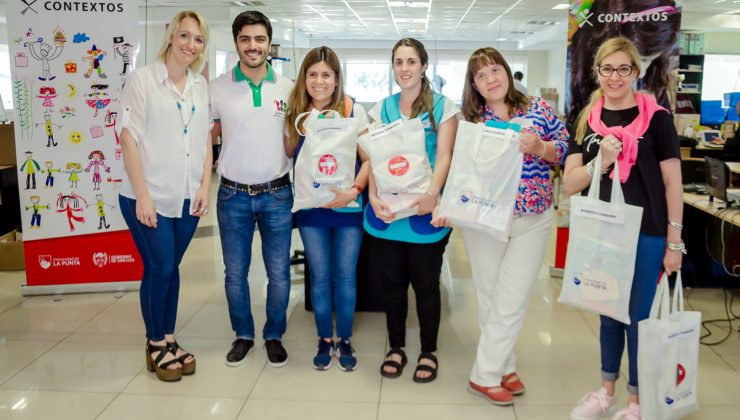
[85,149,110,190]
[105,110,121,159]
[35,111,61,147]
[20,150,40,189]
[87,193,115,229]
[65,162,82,188]
[85,84,111,117]
[27,28,66,81]
[25,196,49,229]
[41,160,60,188]
[56,191,87,232]
[82,44,107,79]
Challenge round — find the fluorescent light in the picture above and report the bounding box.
[552,3,569,9]
[396,18,428,23]
[488,0,524,28]
[388,1,430,7]
[496,37,507,41]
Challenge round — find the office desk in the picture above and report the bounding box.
[682,192,740,285]
[691,143,725,159]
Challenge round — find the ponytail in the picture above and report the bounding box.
[410,74,437,131]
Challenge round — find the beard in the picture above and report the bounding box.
[241,50,267,69]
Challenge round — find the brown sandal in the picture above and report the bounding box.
[168,340,196,375]
[413,352,438,384]
[146,341,182,382]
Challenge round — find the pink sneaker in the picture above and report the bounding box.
[612,402,641,420]
[570,387,617,420]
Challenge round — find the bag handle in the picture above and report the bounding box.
[649,273,671,320]
[294,109,342,135]
[671,272,685,313]
[472,123,516,167]
[294,111,313,135]
[586,152,626,206]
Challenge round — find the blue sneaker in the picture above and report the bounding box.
[336,338,357,372]
[312,339,334,370]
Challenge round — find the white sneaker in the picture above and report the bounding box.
[612,402,641,420]
[570,387,618,420]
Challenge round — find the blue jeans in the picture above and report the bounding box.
[119,196,199,341]
[217,183,293,340]
[600,233,665,395]
[299,225,363,339]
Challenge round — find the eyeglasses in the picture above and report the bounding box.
[597,65,635,77]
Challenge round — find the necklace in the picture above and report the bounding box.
[176,101,196,135]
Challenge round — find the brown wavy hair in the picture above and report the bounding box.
[461,47,529,122]
[391,38,437,130]
[285,46,346,151]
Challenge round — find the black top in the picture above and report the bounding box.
[725,124,740,160]
[568,107,680,236]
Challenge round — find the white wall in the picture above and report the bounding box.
[704,32,740,55]
[547,43,567,115]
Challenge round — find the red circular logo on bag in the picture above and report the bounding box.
[388,155,409,176]
[318,154,338,175]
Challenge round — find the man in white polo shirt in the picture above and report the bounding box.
[210,10,293,368]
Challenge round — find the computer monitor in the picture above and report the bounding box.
[705,156,733,204]
[699,129,722,144]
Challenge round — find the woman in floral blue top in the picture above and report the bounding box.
[441,47,568,405]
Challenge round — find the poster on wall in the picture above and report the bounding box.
[565,0,682,129]
[6,0,142,294]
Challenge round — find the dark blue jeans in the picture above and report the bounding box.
[119,196,199,341]
[217,184,293,340]
[600,233,665,395]
[298,225,363,339]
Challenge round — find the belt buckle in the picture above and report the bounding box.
[247,184,260,196]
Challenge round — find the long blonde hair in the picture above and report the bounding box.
[573,37,641,144]
[285,46,346,151]
[461,47,529,122]
[158,11,209,73]
[391,38,437,130]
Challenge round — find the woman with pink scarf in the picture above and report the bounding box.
[563,37,683,420]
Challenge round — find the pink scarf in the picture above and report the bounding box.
[587,91,666,183]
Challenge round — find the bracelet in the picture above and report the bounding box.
[668,221,683,230]
[586,160,595,177]
[539,140,547,158]
[666,241,687,254]
[351,183,363,194]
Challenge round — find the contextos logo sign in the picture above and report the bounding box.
[578,6,675,28]
[20,0,39,14]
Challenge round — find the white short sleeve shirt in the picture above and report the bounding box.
[210,63,294,185]
[119,61,211,218]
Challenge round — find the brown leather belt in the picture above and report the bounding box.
[220,173,291,196]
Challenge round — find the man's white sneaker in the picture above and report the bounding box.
[612,402,641,420]
[570,387,618,420]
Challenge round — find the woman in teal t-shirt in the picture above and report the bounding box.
[365,38,458,384]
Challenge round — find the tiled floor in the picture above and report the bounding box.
[1,186,739,419]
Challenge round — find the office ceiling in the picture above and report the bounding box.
[141,0,740,43]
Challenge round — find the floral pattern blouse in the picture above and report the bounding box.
[480,96,569,215]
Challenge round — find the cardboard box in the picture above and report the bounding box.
[674,113,700,137]
[0,124,17,166]
[0,230,24,271]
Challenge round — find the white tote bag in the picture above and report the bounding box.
[359,118,432,217]
[438,120,522,242]
[638,273,701,420]
[558,153,643,324]
[292,110,361,212]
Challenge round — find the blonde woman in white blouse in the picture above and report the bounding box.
[118,10,211,382]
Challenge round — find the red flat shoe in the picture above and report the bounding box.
[468,381,513,406]
[501,372,525,396]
